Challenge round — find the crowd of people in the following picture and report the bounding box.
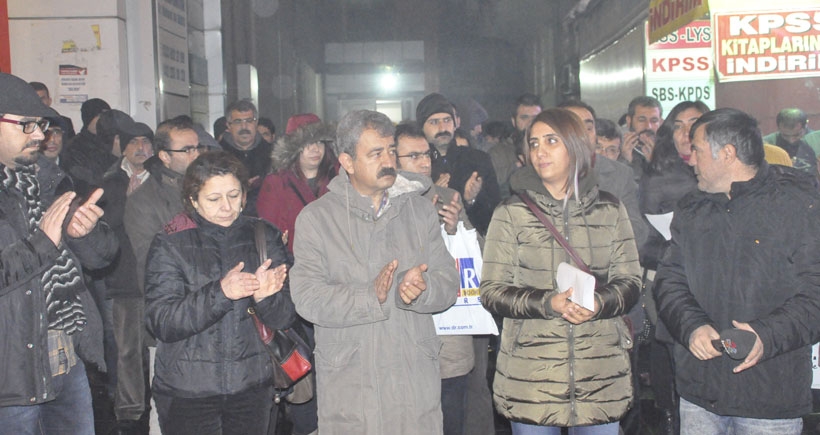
[1,68,820,435]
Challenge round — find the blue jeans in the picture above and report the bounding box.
[510,421,620,435]
[679,397,802,435]
[0,360,94,435]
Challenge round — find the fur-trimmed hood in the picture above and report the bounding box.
[271,121,336,173]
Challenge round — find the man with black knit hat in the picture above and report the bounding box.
[63,98,114,196]
[98,114,154,433]
[0,72,117,434]
[417,92,500,236]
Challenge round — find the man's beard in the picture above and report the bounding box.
[14,142,41,167]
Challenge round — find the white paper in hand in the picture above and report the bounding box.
[646,212,674,241]
[556,262,597,311]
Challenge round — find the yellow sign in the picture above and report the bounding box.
[649,0,710,44]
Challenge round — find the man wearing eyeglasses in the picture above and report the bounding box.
[0,72,118,434]
[416,93,501,237]
[219,99,273,217]
[394,122,495,435]
[28,81,76,141]
[36,118,74,209]
[123,116,203,433]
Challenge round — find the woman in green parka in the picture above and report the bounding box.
[481,108,641,435]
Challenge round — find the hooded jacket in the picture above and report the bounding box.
[655,163,820,419]
[144,213,296,398]
[480,165,641,427]
[290,171,459,435]
[257,121,336,253]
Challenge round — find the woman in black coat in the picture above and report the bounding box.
[639,101,709,435]
[145,151,296,435]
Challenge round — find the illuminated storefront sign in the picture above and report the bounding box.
[713,9,820,82]
[646,20,716,114]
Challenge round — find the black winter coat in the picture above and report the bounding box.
[0,182,117,406]
[655,163,820,419]
[431,141,501,236]
[145,213,296,398]
[638,158,697,270]
[62,128,118,197]
[96,160,141,297]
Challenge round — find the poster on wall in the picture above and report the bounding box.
[648,0,709,44]
[58,64,89,104]
[645,20,716,115]
[713,9,820,82]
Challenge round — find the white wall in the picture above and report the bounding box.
[8,0,165,129]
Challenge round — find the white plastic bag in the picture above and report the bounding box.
[433,222,499,336]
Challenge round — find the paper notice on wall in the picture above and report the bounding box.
[812,343,820,389]
[58,64,89,104]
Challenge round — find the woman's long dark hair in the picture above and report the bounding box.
[647,101,710,175]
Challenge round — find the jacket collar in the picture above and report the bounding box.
[510,164,598,204]
[327,170,427,219]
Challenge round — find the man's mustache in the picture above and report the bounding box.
[435,132,452,139]
[377,167,397,178]
[238,129,252,135]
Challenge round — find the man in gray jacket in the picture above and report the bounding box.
[291,110,459,435]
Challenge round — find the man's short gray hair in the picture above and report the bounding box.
[335,110,395,157]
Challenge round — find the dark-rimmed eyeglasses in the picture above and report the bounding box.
[163,145,207,154]
[0,117,50,134]
[396,150,434,161]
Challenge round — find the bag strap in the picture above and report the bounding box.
[517,191,591,275]
[254,220,268,265]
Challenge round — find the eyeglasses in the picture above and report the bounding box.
[0,117,50,134]
[397,150,434,161]
[45,128,64,139]
[228,117,257,126]
[163,145,207,154]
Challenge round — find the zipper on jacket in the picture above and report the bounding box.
[510,320,525,354]
[568,323,577,426]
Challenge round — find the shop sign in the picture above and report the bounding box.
[713,9,820,82]
[646,20,716,114]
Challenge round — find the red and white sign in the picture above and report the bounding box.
[646,20,715,114]
[713,9,820,82]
